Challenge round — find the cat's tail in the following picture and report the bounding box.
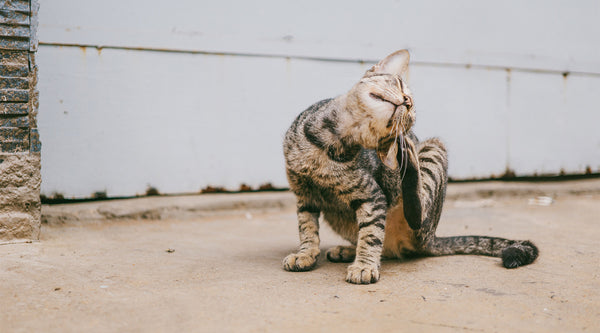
[424,236,539,268]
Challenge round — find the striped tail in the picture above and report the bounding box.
[427,236,539,268]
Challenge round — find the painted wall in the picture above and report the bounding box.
[37,0,600,198]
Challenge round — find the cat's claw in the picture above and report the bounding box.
[283,252,318,272]
[346,263,380,284]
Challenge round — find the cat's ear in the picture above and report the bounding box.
[369,49,410,79]
[376,140,399,170]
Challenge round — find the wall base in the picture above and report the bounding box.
[0,154,41,244]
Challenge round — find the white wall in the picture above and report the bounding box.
[37,0,600,198]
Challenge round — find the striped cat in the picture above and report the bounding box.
[282,50,538,284]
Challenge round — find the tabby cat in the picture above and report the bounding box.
[282,50,538,284]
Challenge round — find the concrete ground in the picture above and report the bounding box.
[1,180,599,332]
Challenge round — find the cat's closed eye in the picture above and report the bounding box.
[369,93,396,107]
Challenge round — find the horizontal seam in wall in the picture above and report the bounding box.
[38,42,600,77]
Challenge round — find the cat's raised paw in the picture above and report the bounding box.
[346,263,380,284]
[326,245,356,263]
[283,252,318,272]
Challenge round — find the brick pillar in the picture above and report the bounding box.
[0,0,41,243]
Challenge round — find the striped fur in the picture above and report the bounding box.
[282,50,538,284]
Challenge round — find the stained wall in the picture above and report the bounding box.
[37,0,600,198]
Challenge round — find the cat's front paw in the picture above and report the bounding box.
[283,252,318,272]
[346,263,380,284]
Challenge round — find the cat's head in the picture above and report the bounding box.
[344,49,415,170]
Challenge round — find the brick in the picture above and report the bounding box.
[0,126,27,141]
[0,153,41,242]
[0,49,28,65]
[0,36,29,50]
[0,102,27,114]
[0,10,29,25]
[0,213,35,240]
[0,63,28,77]
[0,76,27,89]
[0,154,40,189]
[0,24,29,38]
[0,88,29,102]
[0,114,28,127]
[0,0,30,12]
[0,140,27,152]
[29,128,39,152]
[29,0,37,52]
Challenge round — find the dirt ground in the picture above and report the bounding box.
[1,180,599,332]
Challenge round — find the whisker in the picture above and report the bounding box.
[396,118,407,180]
[399,115,409,181]
[401,135,408,180]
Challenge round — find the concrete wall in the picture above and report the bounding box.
[37,0,600,198]
[0,0,41,242]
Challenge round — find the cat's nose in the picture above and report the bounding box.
[402,95,413,108]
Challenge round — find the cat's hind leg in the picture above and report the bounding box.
[410,138,539,268]
[326,245,356,262]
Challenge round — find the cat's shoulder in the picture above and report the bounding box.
[286,98,334,136]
